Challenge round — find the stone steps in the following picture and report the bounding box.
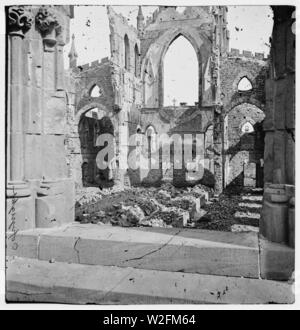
[234,211,261,220]
[241,195,263,202]
[6,257,294,305]
[238,202,262,209]
[233,191,263,225]
[7,223,260,279]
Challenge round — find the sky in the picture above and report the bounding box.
[63,5,274,105]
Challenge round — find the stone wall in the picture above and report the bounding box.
[64,6,269,193]
[220,56,268,113]
[213,52,268,193]
[6,5,74,231]
[65,59,118,189]
[140,6,229,108]
[224,103,265,188]
[260,6,295,246]
[263,6,295,186]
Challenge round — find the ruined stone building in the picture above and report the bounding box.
[5,5,295,256]
[65,6,268,195]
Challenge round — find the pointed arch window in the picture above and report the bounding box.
[241,121,254,134]
[238,77,253,91]
[90,85,101,97]
[124,34,130,71]
[145,126,157,167]
[163,35,198,106]
[205,125,214,156]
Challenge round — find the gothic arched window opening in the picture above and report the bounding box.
[238,77,253,91]
[90,85,101,97]
[163,35,198,107]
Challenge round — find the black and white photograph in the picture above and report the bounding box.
[1,0,298,310]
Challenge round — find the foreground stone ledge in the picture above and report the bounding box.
[6,257,294,305]
[7,223,260,278]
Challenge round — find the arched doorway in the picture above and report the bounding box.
[224,103,265,190]
[163,35,198,106]
[78,108,115,188]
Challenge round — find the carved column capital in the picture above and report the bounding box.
[7,6,33,37]
[35,6,61,49]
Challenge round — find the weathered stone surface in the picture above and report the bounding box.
[6,231,39,259]
[36,195,66,228]
[6,257,294,304]
[6,196,35,231]
[259,237,294,281]
[7,224,260,278]
[6,5,74,230]
[288,197,295,248]
[42,135,68,180]
[38,234,79,263]
[260,7,295,243]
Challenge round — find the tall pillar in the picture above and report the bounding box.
[34,6,74,227]
[260,6,295,248]
[7,6,32,187]
[6,6,34,232]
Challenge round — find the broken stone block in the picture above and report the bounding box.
[172,210,189,227]
[191,209,208,222]
[122,205,145,225]
[156,189,171,200]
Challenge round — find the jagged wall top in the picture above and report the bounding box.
[77,57,110,71]
[107,5,138,34]
[229,48,268,61]
[144,6,214,28]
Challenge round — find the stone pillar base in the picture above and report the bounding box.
[6,182,35,231]
[36,178,75,228]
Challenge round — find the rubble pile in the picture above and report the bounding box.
[75,183,262,232]
[75,183,212,228]
[75,187,103,206]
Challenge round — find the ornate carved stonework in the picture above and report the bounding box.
[35,6,59,34]
[7,6,33,36]
[35,6,61,48]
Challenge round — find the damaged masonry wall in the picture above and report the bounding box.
[5,5,295,252]
[66,6,269,193]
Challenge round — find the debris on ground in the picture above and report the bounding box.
[75,183,262,232]
[231,224,259,233]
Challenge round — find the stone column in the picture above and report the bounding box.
[7,6,32,188]
[34,6,74,227]
[6,6,34,231]
[261,6,295,245]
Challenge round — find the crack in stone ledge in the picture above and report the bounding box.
[73,237,81,263]
[121,229,183,263]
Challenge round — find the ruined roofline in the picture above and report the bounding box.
[107,5,138,34]
[77,57,111,71]
[144,6,223,28]
[228,48,268,61]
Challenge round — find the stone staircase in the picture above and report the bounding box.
[232,188,263,232]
